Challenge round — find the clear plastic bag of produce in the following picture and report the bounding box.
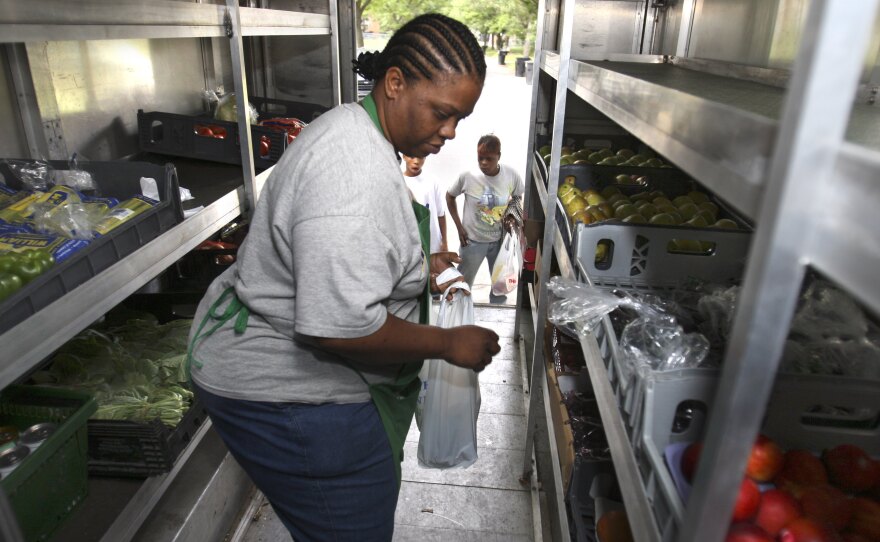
[213,92,258,124]
[32,201,105,240]
[51,153,96,193]
[3,159,54,191]
[620,315,710,376]
[546,276,663,336]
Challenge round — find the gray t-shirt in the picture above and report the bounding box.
[447,164,524,243]
[190,103,427,404]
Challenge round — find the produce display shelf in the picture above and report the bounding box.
[0,0,330,43]
[0,163,273,388]
[577,330,661,542]
[532,164,575,281]
[528,283,572,542]
[542,54,880,224]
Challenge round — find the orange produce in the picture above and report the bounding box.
[776,450,829,496]
[848,498,880,541]
[596,509,634,542]
[746,434,784,482]
[799,485,853,532]
[823,445,880,493]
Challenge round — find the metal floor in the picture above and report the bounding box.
[238,305,534,542]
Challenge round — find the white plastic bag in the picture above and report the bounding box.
[416,270,481,469]
[490,231,522,296]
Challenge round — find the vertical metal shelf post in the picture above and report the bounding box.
[225,0,259,210]
[521,0,575,538]
[680,2,880,541]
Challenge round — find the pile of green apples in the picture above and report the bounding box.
[557,177,739,254]
[539,144,670,168]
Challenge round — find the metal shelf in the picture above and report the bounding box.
[531,155,663,542]
[578,331,661,542]
[0,188,243,387]
[541,52,880,226]
[808,142,880,317]
[0,1,330,42]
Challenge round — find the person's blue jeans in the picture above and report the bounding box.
[458,238,507,304]
[193,382,398,542]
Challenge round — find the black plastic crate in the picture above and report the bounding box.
[87,397,208,477]
[137,110,286,170]
[249,96,328,123]
[138,97,328,170]
[0,160,184,335]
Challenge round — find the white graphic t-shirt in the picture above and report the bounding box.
[447,164,524,243]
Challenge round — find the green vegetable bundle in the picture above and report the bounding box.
[32,312,194,426]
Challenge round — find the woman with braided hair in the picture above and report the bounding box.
[186,13,496,542]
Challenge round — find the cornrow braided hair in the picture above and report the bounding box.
[352,13,486,84]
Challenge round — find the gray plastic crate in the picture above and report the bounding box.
[0,160,183,335]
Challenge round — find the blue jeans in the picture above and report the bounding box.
[193,382,398,542]
[458,238,507,304]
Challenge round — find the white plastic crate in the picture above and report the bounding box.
[574,222,751,288]
[636,368,880,541]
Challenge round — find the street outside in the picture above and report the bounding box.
[426,55,533,305]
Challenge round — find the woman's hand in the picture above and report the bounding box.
[457,229,469,247]
[429,251,460,275]
[429,251,466,300]
[442,326,500,372]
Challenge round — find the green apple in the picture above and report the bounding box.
[694,209,715,224]
[653,196,673,207]
[685,214,709,228]
[601,185,622,199]
[714,218,737,229]
[698,201,719,217]
[673,195,694,208]
[678,203,699,221]
[649,213,675,225]
[638,203,658,218]
[614,203,639,220]
[616,148,635,160]
[623,213,647,224]
[688,191,710,204]
[539,145,552,156]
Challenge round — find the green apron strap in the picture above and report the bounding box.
[361,94,382,133]
[186,286,250,379]
[352,98,430,487]
[411,200,431,326]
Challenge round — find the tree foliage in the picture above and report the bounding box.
[361,0,538,53]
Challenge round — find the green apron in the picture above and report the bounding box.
[186,96,432,486]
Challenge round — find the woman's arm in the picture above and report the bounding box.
[310,315,499,371]
[446,192,468,246]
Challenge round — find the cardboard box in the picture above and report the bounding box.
[524,218,544,248]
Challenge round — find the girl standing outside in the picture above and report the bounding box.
[446,134,525,304]
[187,14,497,542]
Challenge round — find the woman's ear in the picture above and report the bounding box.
[383,66,406,100]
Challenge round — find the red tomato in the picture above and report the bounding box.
[212,126,227,139]
[195,126,214,137]
[259,136,270,157]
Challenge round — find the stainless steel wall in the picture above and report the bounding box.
[24,38,208,161]
[264,0,333,107]
[569,0,649,59]
[655,0,880,81]
[0,49,29,157]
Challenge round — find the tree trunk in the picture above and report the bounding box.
[523,20,535,58]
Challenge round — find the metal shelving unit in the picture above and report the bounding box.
[521,1,880,541]
[0,1,348,539]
